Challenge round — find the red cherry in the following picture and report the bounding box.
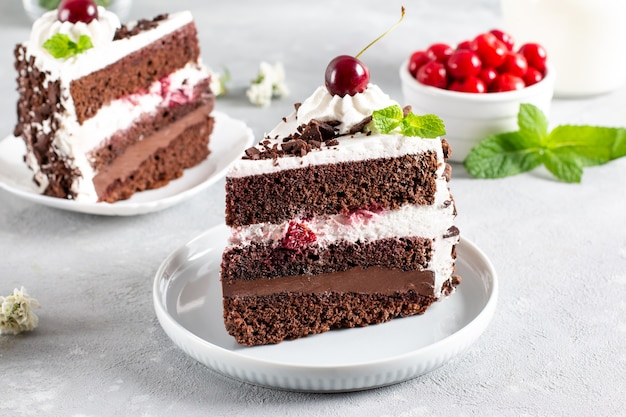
[478,67,498,87]
[446,49,482,79]
[426,43,454,63]
[281,221,317,250]
[58,0,99,24]
[518,43,548,72]
[523,67,544,86]
[408,50,431,77]
[471,33,507,68]
[489,29,515,51]
[449,76,487,93]
[456,40,472,51]
[325,55,370,97]
[498,52,528,78]
[489,73,525,92]
[416,61,448,89]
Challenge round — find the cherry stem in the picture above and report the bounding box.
[355,6,406,59]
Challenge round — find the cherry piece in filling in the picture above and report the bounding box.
[58,0,99,24]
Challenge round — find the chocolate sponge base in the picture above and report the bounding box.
[223,290,437,346]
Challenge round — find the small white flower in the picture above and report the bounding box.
[205,66,230,97]
[246,61,289,107]
[0,287,40,335]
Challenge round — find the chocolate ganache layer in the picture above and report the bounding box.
[222,266,435,298]
[93,103,213,202]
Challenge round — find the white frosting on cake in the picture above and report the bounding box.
[24,11,193,82]
[227,84,442,178]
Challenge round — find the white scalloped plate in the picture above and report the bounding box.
[153,224,498,392]
[0,112,253,216]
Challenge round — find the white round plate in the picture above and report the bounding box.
[153,224,498,392]
[0,112,253,216]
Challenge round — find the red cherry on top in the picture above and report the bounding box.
[325,55,370,97]
[58,0,99,24]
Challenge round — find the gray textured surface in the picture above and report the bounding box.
[1,0,625,416]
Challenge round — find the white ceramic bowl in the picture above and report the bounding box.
[399,61,555,162]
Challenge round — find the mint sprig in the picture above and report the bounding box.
[371,105,446,138]
[464,103,626,183]
[43,34,94,59]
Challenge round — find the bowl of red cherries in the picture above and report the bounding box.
[400,29,555,162]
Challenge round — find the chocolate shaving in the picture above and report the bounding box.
[244,147,261,160]
[443,226,460,238]
[443,163,452,182]
[441,138,451,160]
[114,14,169,40]
[347,115,372,135]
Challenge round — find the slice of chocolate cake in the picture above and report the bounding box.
[13,4,215,203]
[220,82,460,346]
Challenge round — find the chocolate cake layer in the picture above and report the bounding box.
[225,152,439,227]
[71,22,201,124]
[89,80,213,172]
[221,236,434,282]
[223,290,437,346]
[93,104,214,202]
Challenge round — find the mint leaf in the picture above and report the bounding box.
[401,112,446,138]
[371,105,445,138]
[611,129,626,159]
[518,102,549,144]
[464,131,542,178]
[541,149,584,183]
[546,125,623,166]
[372,105,403,134]
[43,33,93,59]
[76,35,93,53]
[464,103,626,182]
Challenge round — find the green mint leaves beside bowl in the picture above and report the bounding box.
[464,103,626,183]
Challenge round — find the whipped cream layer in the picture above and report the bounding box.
[275,84,398,136]
[227,202,458,298]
